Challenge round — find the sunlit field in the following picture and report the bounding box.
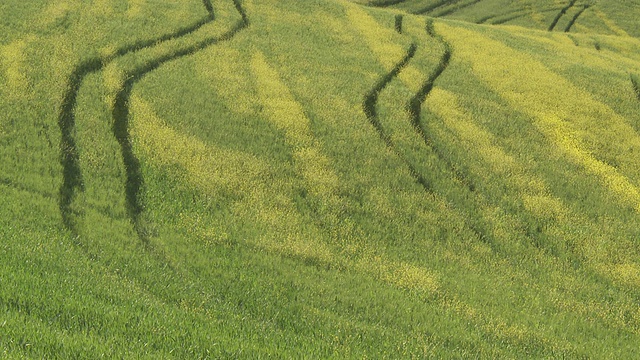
[2,0,640,357]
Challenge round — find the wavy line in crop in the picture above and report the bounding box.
[362,43,433,189]
[367,0,409,7]
[112,0,249,241]
[564,5,590,32]
[406,20,475,192]
[57,4,217,233]
[548,0,577,31]
[414,0,458,15]
[432,0,482,17]
[476,5,565,25]
[0,176,56,200]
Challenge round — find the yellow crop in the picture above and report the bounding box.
[130,95,267,197]
[1,36,34,99]
[126,0,146,19]
[440,22,640,211]
[345,4,423,92]
[195,46,255,116]
[251,51,340,200]
[593,9,630,37]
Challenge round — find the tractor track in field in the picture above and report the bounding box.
[370,0,409,7]
[57,0,247,238]
[395,14,404,33]
[414,0,459,15]
[564,5,590,32]
[362,18,492,245]
[632,75,640,101]
[406,20,475,192]
[548,0,577,31]
[114,0,249,242]
[431,0,482,17]
[362,43,434,190]
[476,5,566,25]
[405,20,492,245]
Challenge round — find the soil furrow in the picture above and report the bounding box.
[564,5,589,32]
[548,0,577,31]
[57,4,217,234]
[112,0,249,242]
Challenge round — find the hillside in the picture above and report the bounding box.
[2,0,640,357]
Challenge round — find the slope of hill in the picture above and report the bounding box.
[2,0,640,357]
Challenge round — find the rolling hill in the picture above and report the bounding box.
[2,0,640,357]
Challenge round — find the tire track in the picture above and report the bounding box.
[57,4,217,233]
[432,0,482,17]
[395,14,403,34]
[476,5,565,25]
[564,5,590,32]
[406,20,468,188]
[362,43,434,189]
[112,0,249,241]
[414,0,458,15]
[632,74,640,102]
[548,0,577,31]
[368,0,409,7]
[405,20,494,245]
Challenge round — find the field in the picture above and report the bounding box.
[2,0,640,357]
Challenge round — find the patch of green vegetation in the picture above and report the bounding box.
[3,0,640,357]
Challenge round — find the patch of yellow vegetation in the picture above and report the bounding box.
[126,0,146,18]
[196,46,256,115]
[39,1,75,28]
[345,4,423,93]
[592,9,630,37]
[90,0,113,17]
[102,63,124,106]
[601,263,640,288]
[355,255,439,293]
[439,23,640,212]
[251,51,340,199]
[130,95,266,197]
[0,36,35,99]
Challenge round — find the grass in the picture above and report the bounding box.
[2,0,640,357]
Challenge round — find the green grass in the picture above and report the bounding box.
[2,0,640,357]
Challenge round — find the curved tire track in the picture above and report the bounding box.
[548,0,577,31]
[632,75,640,102]
[564,5,589,32]
[113,0,249,241]
[414,0,459,15]
[368,0,410,7]
[58,4,217,233]
[58,1,247,238]
[406,20,475,192]
[476,5,566,25]
[362,43,434,189]
[395,14,404,34]
[432,0,482,17]
[405,20,492,245]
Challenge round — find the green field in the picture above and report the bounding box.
[2,0,640,357]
